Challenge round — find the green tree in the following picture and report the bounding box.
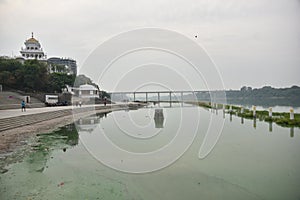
[48,73,75,93]
[22,60,48,92]
[0,57,109,97]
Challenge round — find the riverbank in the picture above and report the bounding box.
[0,103,146,155]
[194,101,300,128]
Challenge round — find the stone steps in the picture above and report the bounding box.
[0,104,139,132]
[0,110,72,132]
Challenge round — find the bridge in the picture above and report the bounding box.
[108,90,211,103]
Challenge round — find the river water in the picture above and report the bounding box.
[0,103,299,200]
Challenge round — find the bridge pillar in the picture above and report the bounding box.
[133,92,136,102]
[146,92,148,102]
[158,92,160,102]
[192,92,196,102]
[169,92,172,107]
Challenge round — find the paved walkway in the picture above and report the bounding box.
[0,105,107,119]
[0,102,136,120]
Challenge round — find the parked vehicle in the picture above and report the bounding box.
[45,95,59,106]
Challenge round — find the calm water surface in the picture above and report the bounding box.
[0,103,299,200]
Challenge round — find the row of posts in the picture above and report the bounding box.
[216,103,295,136]
[219,104,295,120]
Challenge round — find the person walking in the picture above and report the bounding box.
[21,100,26,112]
[104,97,107,106]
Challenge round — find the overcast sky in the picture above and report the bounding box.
[0,0,299,90]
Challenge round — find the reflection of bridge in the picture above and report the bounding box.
[109,90,205,102]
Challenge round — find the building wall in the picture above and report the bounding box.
[47,57,77,75]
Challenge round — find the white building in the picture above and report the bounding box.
[66,84,99,103]
[19,32,46,60]
[77,84,99,98]
[17,33,77,75]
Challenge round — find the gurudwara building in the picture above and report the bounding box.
[20,32,46,60]
[18,33,77,75]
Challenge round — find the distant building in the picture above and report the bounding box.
[17,33,77,75]
[19,32,46,60]
[47,57,77,75]
[66,84,99,103]
[72,84,99,98]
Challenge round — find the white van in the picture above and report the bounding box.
[45,95,58,106]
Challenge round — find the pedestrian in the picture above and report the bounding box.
[104,97,107,106]
[21,100,26,112]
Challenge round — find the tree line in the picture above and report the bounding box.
[227,85,300,99]
[0,58,75,93]
[0,58,108,97]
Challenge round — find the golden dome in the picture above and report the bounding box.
[26,37,39,43]
[25,32,39,44]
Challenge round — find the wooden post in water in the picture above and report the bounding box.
[269,122,272,132]
[290,108,294,120]
[253,118,257,129]
[290,127,294,137]
[241,117,244,124]
[269,107,272,118]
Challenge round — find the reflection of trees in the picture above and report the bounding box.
[35,124,79,149]
[27,124,79,173]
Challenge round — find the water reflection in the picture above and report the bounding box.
[269,122,273,132]
[253,118,257,129]
[1,103,300,200]
[154,109,164,128]
[27,124,79,173]
[290,127,294,137]
[75,112,111,132]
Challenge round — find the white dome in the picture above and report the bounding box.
[79,84,97,91]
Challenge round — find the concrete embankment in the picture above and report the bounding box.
[0,103,145,154]
[0,104,126,132]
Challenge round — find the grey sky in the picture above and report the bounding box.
[0,0,299,90]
